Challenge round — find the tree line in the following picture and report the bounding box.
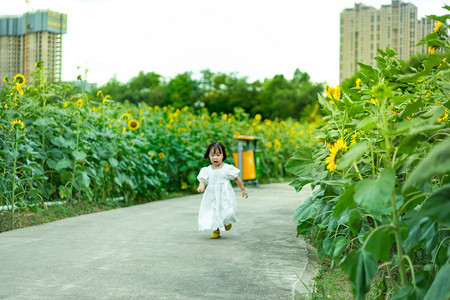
[97,68,323,120]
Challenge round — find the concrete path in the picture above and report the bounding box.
[0,183,317,300]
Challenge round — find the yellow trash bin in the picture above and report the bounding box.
[233,135,260,185]
[233,150,256,180]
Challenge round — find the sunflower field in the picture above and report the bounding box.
[0,62,315,230]
[286,11,449,299]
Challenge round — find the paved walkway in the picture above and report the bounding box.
[0,183,317,300]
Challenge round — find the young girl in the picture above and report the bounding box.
[197,142,248,239]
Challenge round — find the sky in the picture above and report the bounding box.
[1,0,448,86]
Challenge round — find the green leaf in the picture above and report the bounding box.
[403,138,450,192]
[293,196,317,222]
[72,150,87,161]
[58,185,71,199]
[317,93,334,114]
[55,159,72,171]
[333,236,349,261]
[354,168,396,217]
[357,116,377,131]
[333,184,356,217]
[341,249,378,300]
[348,209,362,234]
[284,148,315,177]
[59,170,72,184]
[109,157,119,168]
[337,141,370,170]
[76,171,90,189]
[398,135,420,155]
[424,263,450,300]
[364,228,394,261]
[418,184,450,226]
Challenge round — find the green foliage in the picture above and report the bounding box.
[0,65,315,231]
[98,68,324,120]
[285,9,450,299]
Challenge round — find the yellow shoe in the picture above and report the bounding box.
[211,229,220,239]
[224,224,232,231]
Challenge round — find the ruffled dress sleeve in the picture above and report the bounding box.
[226,164,240,180]
[197,167,209,184]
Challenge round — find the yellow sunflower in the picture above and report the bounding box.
[16,84,24,95]
[96,90,102,97]
[325,138,348,172]
[428,46,436,55]
[14,74,26,86]
[158,152,165,159]
[433,21,442,33]
[76,99,83,107]
[11,119,25,130]
[326,85,341,100]
[128,119,140,131]
[103,95,111,103]
[255,114,262,121]
[355,78,361,87]
[437,110,448,123]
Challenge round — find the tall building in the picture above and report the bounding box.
[0,9,67,83]
[340,0,435,83]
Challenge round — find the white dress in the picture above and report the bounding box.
[197,163,240,231]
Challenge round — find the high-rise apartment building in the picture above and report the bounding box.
[340,0,435,83]
[0,9,67,83]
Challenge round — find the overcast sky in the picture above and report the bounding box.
[1,0,447,86]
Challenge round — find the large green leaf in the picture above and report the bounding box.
[354,168,396,216]
[337,141,370,170]
[341,249,378,300]
[284,148,315,177]
[418,184,450,226]
[333,184,356,217]
[424,263,450,300]
[403,138,450,192]
[364,228,394,261]
[356,116,377,131]
[72,150,87,161]
[55,159,72,171]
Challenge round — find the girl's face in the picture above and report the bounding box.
[209,148,224,167]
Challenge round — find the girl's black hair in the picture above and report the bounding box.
[204,142,227,160]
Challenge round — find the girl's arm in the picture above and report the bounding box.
[197,181,206,193]
[233,177,248,199]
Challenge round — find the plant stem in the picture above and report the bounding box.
[380,94,407,287]
[10,131,18,230]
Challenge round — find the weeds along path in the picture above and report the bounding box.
[0,183,317,299]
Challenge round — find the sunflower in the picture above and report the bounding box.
[128,119,140,130]
[16,84,24,95]
[433,21,442,33]
[103,95,111,103]
[267,141,273,148]
[221,114,227,121]
[274,140,281,150]
[350,131,358,145]
[255,114,262,121]
[437,110,448,123]
[326,85,341,100]
[325,138,348,172]
[11,119,25,130]
[428,46,436,55]
[76,99,83,107]
[64,102,68,108]
[158,152,165,159]
[355,78,361,87]
[14,74,26,86]
[96,90,102,97]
